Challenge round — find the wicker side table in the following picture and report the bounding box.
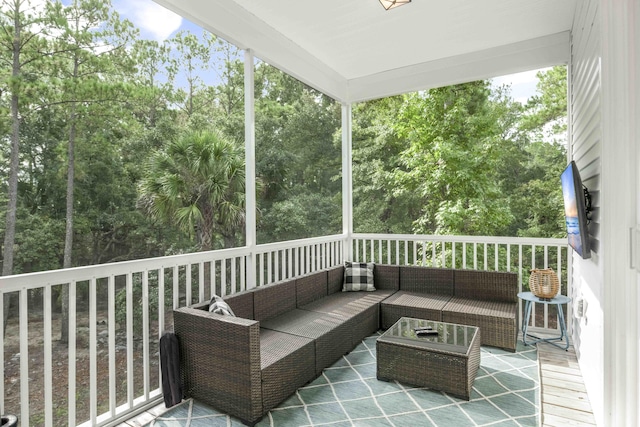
[376,317,480,400]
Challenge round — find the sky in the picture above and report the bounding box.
[112,0,545,104]
[492,69,548,105]
[113,0,184,42]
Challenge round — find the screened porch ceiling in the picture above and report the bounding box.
[154,0,577,103]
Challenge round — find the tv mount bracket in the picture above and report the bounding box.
[583,185,593,223]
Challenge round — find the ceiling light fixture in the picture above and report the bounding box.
[379,0,411,10]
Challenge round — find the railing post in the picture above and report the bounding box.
[245,49,257,288]
[342,103,353,261]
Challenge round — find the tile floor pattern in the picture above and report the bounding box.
[146,334,539,427]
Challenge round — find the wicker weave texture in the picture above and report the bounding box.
[400,267,454,295]
[259,329,315,412]
[260,309,353,375]
[380,291,450,329]
[296,271,328,307]
[300,291,391,347]
[253,279,296,321]
[529,268,560,299]
[442,298,517,351]
[174,308,263,425]
[350,309,380,347]
[376,320,481,400]
[225,290,255,319]
[374,264,400,291]
[327,266,344,295]
[454,270,518,303]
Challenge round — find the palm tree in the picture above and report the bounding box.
[139,130,246,251]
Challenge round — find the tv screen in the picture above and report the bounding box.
[560,161,591,259]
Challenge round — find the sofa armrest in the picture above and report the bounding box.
[174,307,263,424]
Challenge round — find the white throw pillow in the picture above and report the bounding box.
[208,294,235,316]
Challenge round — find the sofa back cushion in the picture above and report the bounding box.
[327,266,345,295]
[454,270,518,303]
[253,279,297,321]
[225,290,255,320]
[296,271,328,307]
[374,264,400,291]
[400,266,454,296]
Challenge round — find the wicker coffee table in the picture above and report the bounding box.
[376,317,481,400]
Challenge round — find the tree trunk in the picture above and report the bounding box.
[3,84,20,278]
[3,2,24,331]
[60,105,77,344]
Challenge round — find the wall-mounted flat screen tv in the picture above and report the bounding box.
[560,161,591,259]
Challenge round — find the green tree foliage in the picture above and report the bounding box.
[0,0,568,279]
[364,82,516,236]
[352,70,568,239]
[510,66,568,238]
[522,66,568,140]
[351,96,421,234]
[255,63,342,243]
[167,30,214,121]
[0,0,51,276]
[138,130,246,250]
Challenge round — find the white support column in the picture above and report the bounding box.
[600,1,639,426]
[342,103,353,261]
[244,49,257,288]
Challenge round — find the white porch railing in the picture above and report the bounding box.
[0,233,569,427]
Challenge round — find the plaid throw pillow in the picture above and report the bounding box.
[343,262,375,292]
[209,294,235,316]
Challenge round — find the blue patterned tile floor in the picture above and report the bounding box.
[145,333,539,427]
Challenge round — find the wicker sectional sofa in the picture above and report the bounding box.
[173,264,518,426]
[380,266,519,350]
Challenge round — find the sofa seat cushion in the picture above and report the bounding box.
[442,297,517,351]
[302,290,395,315]
[260,309,353,375]
[380,291,451,329]
[301,291,395,346]
[260,329,315,411]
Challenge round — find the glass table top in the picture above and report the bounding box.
[378,317,478,355]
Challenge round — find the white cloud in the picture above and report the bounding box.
[0,0,46,13]
[1,0,48,29]
[116,0,183,41]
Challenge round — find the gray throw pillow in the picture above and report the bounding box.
[343,262,375,292]
[209,294,235,316]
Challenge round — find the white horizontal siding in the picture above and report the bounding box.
[569,0,603,424]
[571,0,601,254]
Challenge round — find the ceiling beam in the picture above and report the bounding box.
[347,32,571,103]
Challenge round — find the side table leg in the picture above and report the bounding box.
[557,303,570,351]
[522,301,533,346]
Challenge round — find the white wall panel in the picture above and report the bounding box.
[569,0,604,424]
[572,1,640,425]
